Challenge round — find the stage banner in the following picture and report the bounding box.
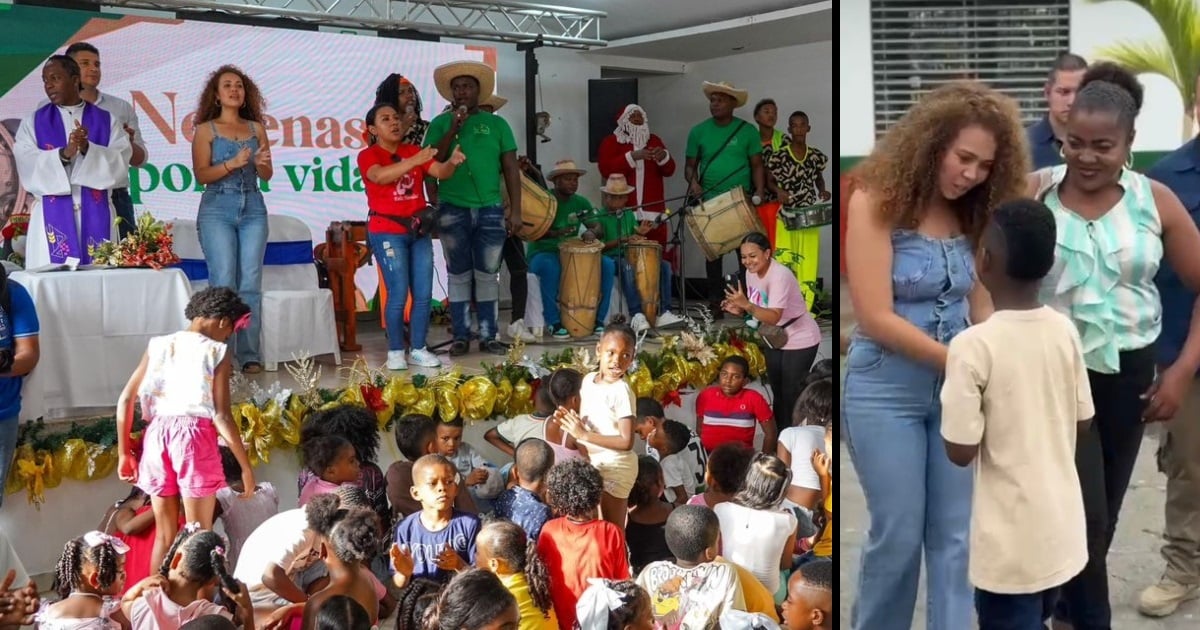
[0,4,493,302]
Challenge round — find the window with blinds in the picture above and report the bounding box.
[870,0,1071,136]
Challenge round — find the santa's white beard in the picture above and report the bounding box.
[626,124,650,150]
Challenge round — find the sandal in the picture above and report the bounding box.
[242,362,264,374]
[449,339,470,357]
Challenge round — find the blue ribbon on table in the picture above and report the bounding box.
[174,240,314,281]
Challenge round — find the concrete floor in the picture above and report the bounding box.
[837,278,1200,628]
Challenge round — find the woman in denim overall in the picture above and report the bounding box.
[842,82,1030,630]
[190,66,272,373]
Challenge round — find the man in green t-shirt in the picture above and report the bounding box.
[585,174,686,334]
[527,159,605,339]
[424,60,523,356]
[684,81,765,318]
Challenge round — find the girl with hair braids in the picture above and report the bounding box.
[116,287,256,583]
[121,525,254,630]
[1026,62,1200,627]
[0,262,39,510]
[475,520,558,630]
[541,368,585,463]
[36,532,129,629]
[395,578,441,630]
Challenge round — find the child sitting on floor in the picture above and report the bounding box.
[299,435,361,507]
[37,532,130,629]
[99,487,183,597]
[122,525,254,630]
[780,559,832,630]
[298,405,391,526]
[634,398,706,506]
[391,454,481,586]
[215,447,278,570]
[436,416,503,512]
[475,519,558,629]
[694,356,775,454]
[626,456,674,575]
[574,579,655,630]
[386,414,475,519]
[713,454,797,602]
[483,387,555,460]
[537,458,630,629]
[636,505,744,629]
[493,438,555,541]
[687,442,754,509]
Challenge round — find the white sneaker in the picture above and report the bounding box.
[656,311,686,328]
[409,347,442,368]
[631,313,650,333]
[507,318,530,341]
[386,350,408,371]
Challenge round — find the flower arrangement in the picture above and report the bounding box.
[88,212,180,269]
[2,212,29,266]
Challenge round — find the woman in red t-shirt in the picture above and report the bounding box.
[358,102,465,371]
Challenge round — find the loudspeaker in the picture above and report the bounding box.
[588,78,638,162]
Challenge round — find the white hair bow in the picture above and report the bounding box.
[574,578,629,630]
[82,530,130,555]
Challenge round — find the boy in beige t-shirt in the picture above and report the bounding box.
[940,199,1094,628]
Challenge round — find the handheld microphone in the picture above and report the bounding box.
[405,104,416,117]
[456,104,468,117]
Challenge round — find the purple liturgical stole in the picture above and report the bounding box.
[32,102,112,264]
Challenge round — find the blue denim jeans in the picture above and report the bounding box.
[614,257,672,316]
[843,338,973,630]
[976,588,1057,630]
[197,189,269,366]
[111,188,136,240]
[437,203,506,341]
[532,252,616,327]
[369,231,434,351]
[0,416,18,511]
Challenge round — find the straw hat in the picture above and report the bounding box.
[702,81,749,108]
[600,174,636,195]
[433,60,495,104]
[547,159,587,180]
[482,94,508,112]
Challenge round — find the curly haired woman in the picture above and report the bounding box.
[190,65,273,374]
[843,82,1029,630]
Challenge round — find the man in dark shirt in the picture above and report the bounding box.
[1027,53,1087,170]
[1140,82,1200,617]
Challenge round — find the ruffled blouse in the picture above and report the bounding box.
[1035,165,1163,374]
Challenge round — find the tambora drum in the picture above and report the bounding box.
[626,237,662,325]
[558,239,604,338]
[684,188,765,261]
[780,203,833,231]
[502,173,556,241]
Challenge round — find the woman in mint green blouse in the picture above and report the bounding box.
[1029,63,1200,628]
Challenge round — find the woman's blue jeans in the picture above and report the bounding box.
[197,189,268,366]
[843,339,973,630]
[369,231,434,351]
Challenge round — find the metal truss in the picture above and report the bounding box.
[90,0,607,48]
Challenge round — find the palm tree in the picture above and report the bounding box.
[1085,0,1200,140]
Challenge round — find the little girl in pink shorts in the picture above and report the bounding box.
[116,286,256,580]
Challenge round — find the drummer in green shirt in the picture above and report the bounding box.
[585,174,686,334]
[684,80,765,318]
[527,159,610,339]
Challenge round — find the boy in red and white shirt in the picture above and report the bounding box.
[695,356,776,454]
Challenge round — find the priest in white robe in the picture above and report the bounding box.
[13,55,130,269]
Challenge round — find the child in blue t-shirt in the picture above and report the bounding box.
[391,454,481,586]
[0,270,39,509]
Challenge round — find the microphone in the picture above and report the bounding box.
[405,104,416,117]
[650,207,675,227]
[456,104,468,117]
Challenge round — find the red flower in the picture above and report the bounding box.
[660,389,682,408]
[361,385,387,412]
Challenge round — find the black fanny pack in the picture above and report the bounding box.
[369,205,440,239]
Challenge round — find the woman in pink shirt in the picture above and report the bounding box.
[722,232,821,430]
